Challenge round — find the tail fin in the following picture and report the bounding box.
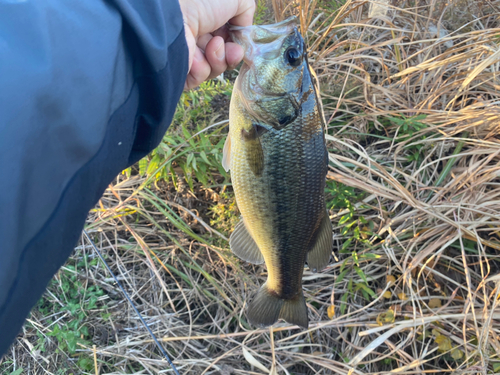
[247,284,309,329]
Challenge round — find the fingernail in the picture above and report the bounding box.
[215,41,225,60]
[194,48,204,62]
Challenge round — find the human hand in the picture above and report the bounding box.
[179,0,255,90]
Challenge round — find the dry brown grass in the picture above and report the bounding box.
[3,1,500,374]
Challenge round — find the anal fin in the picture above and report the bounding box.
[230,220,264,264]
[307,211,333,272]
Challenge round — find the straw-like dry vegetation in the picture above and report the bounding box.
[2,1,500,374]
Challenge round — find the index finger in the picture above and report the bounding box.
[228,0,255,27]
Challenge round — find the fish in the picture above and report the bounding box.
[223,17,333,329]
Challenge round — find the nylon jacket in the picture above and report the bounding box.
[0,0,188,356]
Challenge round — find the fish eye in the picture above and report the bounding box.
[285,47,302,67]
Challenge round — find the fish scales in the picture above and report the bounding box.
[225,17,333,328]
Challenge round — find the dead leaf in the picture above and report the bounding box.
[390,304,402,313]
[243,347,269,373]
[435,334,452,352]
[386,275,396,285]
[327,305,335,319]
[417,330,431,341]
[451,348,464,360]
[429,298,442,308]
[376,309,395,326]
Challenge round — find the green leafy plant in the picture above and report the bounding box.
[326,180,357,211]
[389,114,428,139]
[124,80,233,190]
[255,0,271,25]
[387,114,429,163]
[326,180,374,244]
[33,257,105,359]
[327,181,379,314]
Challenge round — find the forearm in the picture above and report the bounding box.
[0,0,188,356]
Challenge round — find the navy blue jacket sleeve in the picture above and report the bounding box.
[0,0,188,356]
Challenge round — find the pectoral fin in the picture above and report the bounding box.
[307,211,333,272]
[241,124,266,177]
[246,139,264,176]
[222,133,231,172]
[229,219,264,264]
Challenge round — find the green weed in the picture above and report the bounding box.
[387,114,429,163]
[254,0,270,25]
[31,256,105,371]
[124,80,233,190]
[326,180,358,211]
[327,181,380,314]
[209,188,240,237]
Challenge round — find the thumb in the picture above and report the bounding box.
[183,21,197,71]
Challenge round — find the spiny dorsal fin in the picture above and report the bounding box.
[307,211,333,272]
[222,133,231,172]
[229,220,264,264]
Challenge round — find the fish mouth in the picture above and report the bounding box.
[229,16,302,64]
[229,18,308,128]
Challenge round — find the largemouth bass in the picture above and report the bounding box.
[224,17,332,329]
